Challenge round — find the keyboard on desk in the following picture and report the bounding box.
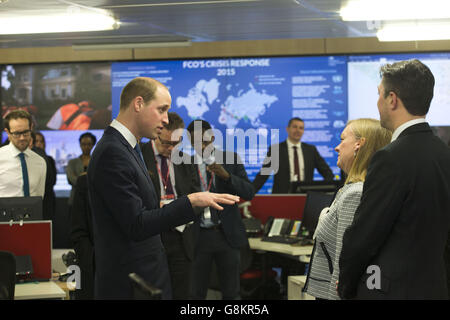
[261,235,301,244]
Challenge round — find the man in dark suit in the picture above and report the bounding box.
[70,173,95,299]
[141,112,200,300]
[31,132,57,221]
[87,77,240,299]
[338,59,450,300]
[187,120,255,300]
[253,117,334,193]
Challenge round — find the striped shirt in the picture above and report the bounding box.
[305,182,363,300]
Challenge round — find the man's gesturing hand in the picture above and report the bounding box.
[187,192,239,210]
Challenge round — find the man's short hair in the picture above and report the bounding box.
[165,112,185,131]
[3,110,32,131]
[187,119,212,134]
[79,132,97,145]
[288,117,304,127]
[119,77,166,111]
[380,59,435,116]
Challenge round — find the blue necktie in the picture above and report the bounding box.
[18,152,30,197]
[134,143,146,166]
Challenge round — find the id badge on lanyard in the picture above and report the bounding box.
[160,194,175,207]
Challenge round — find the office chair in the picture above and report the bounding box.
[0,251,16,300]
[207,243,261,298]
[128,273,162,300]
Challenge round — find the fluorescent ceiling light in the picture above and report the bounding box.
[377,23,450,41]
[0,10,119,35]
[72,41,192,50]
[340,0,450,21]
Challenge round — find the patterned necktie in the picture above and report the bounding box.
[18,152,30,197]
[159,155,174,195]
[293,146,301,182]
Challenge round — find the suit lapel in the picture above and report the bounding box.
[173,164,183,196]
[143,144,161,198]
[280,141,290,177]
[106,126,157,198]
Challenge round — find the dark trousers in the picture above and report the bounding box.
[190,227,241,300]
[161,229,192,300]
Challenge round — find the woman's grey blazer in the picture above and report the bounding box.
[305,182,363,300]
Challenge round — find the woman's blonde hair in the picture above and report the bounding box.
[345,118,392,184]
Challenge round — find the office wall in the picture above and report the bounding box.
[1,37,450,64]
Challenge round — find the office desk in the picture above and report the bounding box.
[15,281,66,300]
[247,238,313,299]
[248,238,313,257]
[287,275,315,300]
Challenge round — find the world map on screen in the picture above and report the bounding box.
[176,79,278,129]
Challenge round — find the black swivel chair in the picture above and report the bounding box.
[0,251,16,300]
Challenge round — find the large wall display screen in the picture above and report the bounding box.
[348,52,450,151]
[112,56,348,194]
[1,63,111,196]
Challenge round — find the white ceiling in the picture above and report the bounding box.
[0,0,380,49]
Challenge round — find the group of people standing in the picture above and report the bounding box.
[2,58,450,300]
[305,59,450,300]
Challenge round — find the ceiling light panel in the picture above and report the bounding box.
[340,0,450,21]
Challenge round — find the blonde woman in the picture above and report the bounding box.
[304,118,392,300]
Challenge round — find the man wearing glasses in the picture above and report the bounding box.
[141,111,201,300]
[0,110,46,198]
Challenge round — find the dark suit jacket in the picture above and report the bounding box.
[70,173,95,299]
[87,126,198,299]
[338,123,450,299]
[141,142,201,260]
[32,147,57,220]
[192,150,255,249]
[253,140,334,193]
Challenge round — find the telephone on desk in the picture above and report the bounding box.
[261,216,312,245]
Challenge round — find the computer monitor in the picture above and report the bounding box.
[290,180,341,194]
[0,197,43,222]
[301,191,335,239]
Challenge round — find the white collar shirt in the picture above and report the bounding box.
[151,140,177,198]
[286,139,304,181]
[0,143,47,198]
[110,119,138,149]
[391,118,427,142]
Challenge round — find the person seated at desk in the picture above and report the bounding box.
[303,118,391,300]
[252,117,334,194]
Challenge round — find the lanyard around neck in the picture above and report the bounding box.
[198,166,214,192]
[151,141,172,192]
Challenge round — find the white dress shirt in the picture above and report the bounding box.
[110,119,138,149]
[286,139,305,181]
[0,143,47,198]
[151,140,178,199]
[153,141,191,233]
